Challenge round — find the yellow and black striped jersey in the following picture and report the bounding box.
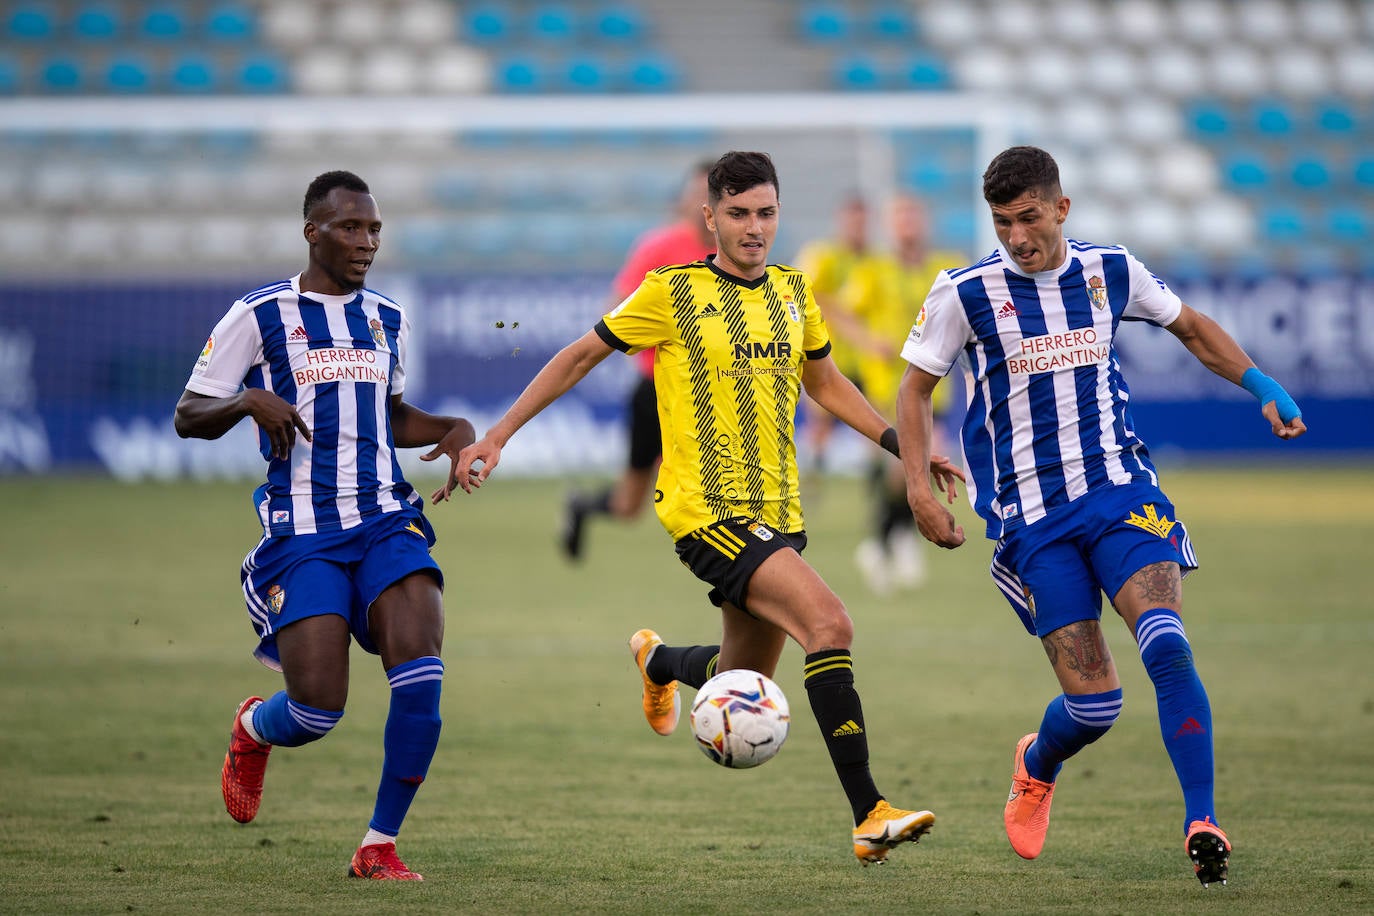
[595,256,831,540]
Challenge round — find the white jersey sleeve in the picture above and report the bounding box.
[1122,249,1184,326]
[185,299,264,398]
[900,270,971,376]
[392,306,410,398]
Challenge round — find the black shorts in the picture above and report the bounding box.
[627,377,661,471]
[674,517,807,613]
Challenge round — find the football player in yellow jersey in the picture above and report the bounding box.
[435,152,962,865]
[845,194,967,594]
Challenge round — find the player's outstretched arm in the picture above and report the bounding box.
[1165,304,1308,440]
[431,329,615,503]
[896,365,965,549]
[174,388,311,460]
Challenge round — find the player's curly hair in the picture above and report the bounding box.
[303,170,370,218]
[982,146,1061,205]
[708,151,779,204]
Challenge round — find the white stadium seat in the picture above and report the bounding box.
[1112,0,1169,48]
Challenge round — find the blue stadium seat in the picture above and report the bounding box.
[1314,97,1357,136]
[798,3,851,42]
[1354,158,1374,190]
[170,53,218,93]
[594,4,645,43]
[1327,204,1369,242]
[0,55,18,94]
[903,157,951,194]
[7,3,56,40]
[1186,99,1231,139]
[464,6,511,44]
[496,56,543,92]
[40,56,84,92]
[1259,204,1306,242]
[834,55,881,91]
[140,4,186,41]
[205,3,256,42]
[870,3,916,40]
[1289,156,1331,190]
[1250,98,1294,137]
[106,54,154,93]
[626,55,677,92]
[529,4,576,43]
[237,54,288,93]
[1223,153,1270,191]
[903,52,950,90]
[564,56,610,92]
[71,3,120,41]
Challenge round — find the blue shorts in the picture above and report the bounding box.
[989,481,1199,638]
[239,508,443,670]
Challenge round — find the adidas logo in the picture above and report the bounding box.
[831,719,864,737]
[996,300,1019,320]
[699,303,722,318]
[1173,717,1207,739]
[288,325,309,341]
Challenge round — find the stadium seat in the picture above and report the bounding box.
[1298,0,1356,45]
[1250,99,1294,137]
[496,56,543,92]
[426,46,487,94]
[1327,204,1370,242]
[1084,48,1139,97]
[1023,48,1076,96]
[140,5,186,41]
[205,3,256,42]
[902,52,950,90]
[1111,0,1168,47]
[1047,0,1101,47]
[1314,97,1357,135]
[332,4,387,47]
[40,55,85,92]
[237,54,288,93]
[798,3,851,42]
[529,5,577,43]
[169,53,218,93]
[1271,48,1331,98]
[594,4,645,43]
[262,3,312,48]
[464,5,512,44]
[920,3,978,48]
[1154,144,1214,197]
[362,47,420,94]
[869,3,916,41]
[1210,46,1268,95]
[0,55,19,94]
[395,0,454,46]
[1223,153,1271,191]
[1334,44,1374,96]
[626,55,677,92]
[1173,0,1231,48]
[1189,196,1254,251]
[564,56,610,92]
[1143,46,1206,98]
[6,3,56,41]
[1186,99,1232,138]
[294,49,350,94]
[1353,157,1374,190]
[834,55,881,91]
[1259,204,1306,242]
[71,3,120,41]
[1289,156,1332,190]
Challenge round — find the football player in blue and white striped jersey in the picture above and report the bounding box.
[175,170,475,881]
[895,146,1306,887]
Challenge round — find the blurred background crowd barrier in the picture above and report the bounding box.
[1,0,1370,477]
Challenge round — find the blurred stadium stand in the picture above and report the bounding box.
[2,1,1371,278]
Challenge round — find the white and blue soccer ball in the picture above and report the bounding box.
[689,669,790,769]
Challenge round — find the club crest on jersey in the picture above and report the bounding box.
[1001,503,1020,521]
[747,522,775,542]
[1124,503,1175,538]
[369,318,388,348]
[194,335,215,372]
[1088,275,1108,310]
[266,584,285,615]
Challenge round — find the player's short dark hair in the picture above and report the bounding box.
[982,146,1061,205]
[708,151,779,204]
[303,170,370,218]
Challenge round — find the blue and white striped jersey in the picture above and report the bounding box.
[901,241,1183,540]
[185,274,420,536]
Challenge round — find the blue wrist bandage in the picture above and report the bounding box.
[1241,368,1301,422]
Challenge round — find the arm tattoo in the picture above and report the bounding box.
[1042,620,1113,682]
[1127,561,1181,608]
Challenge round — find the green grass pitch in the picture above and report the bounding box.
[1,468,1371,914]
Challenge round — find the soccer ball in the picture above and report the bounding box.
[689,669,790,769]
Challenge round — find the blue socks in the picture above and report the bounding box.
[1024,688,1123,783]
[1136,608,1215,831]
[250,692,343,747]
[369,656,445,837]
